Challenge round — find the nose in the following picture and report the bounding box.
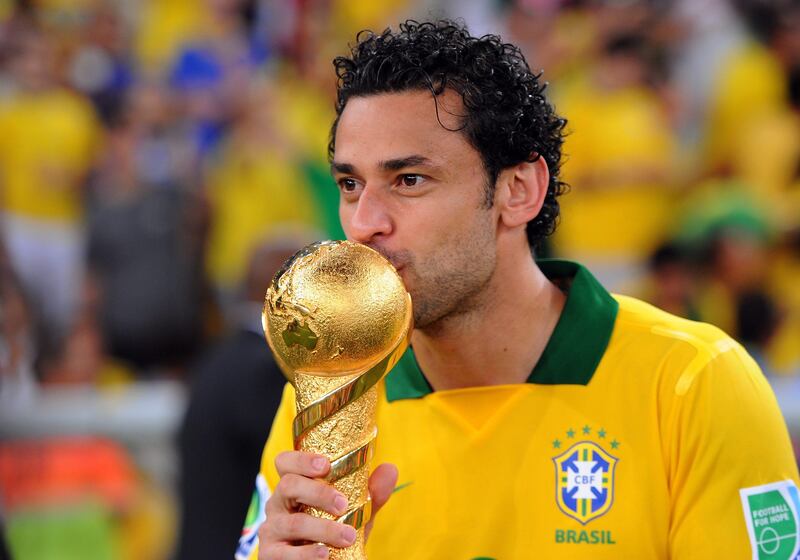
[343,185,393,244]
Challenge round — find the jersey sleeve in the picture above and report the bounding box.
[661,337,800,558]
[235,382,296,560]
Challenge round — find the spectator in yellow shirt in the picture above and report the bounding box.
[554,33,678,289]
[0,23,101,360]
[204,79,322,299]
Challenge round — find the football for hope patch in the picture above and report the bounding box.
[740,480,800,560]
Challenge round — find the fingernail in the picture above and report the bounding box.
[341,525,357,545]
[333,494,348,515]
[312,457,327,472]
[316,544,329,558]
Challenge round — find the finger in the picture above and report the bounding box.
[364,463,399,540]
[268,512,357,549]
[276,451,330,478]
[260,542,329,559]
[269,474,349,516]
[369,463,399,514]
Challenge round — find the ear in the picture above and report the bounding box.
[496,156,549,229]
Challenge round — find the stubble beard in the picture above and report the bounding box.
[373,232,497,335]
[411,262,495,335]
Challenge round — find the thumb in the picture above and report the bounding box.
[365,462,398,540]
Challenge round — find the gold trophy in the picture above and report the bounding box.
[262,240,412,559]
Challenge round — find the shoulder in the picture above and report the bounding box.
[259,383,297,483]
[613,294,733,349]
[44,89,101,130]
[611,296,795,469]
[51,88,94,109]
[609,294,763,395]
[0,94,21,125]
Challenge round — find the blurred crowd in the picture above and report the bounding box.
[0,0,799,558]
[536,0,800,380]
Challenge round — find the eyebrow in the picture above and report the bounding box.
[330,161,355,175]
[330,155,435,175]
[378,155,432,171]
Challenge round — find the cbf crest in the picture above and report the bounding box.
[553,439,618,525]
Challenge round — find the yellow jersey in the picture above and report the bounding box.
[0,89,100,223]
[204,141,322,290]
[702,40,786,175]
[555,86,677,259]
[239,260,799,559]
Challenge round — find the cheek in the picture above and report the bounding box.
[415,209,481,267]
[339,201,354,238]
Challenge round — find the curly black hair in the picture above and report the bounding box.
[329,19,568,248]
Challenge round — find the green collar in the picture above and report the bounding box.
[385,260,619,402]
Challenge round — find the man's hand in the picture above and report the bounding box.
[258,451,398,559]
[364,462,398,540]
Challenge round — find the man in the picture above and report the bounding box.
[240,20,800,559]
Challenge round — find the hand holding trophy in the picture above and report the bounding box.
[262,240,412,559]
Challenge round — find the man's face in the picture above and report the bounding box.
[332,90,499,330]
[11,35,54,91]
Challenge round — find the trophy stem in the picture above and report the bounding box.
[291,334,409,560]
[294,373,377,560]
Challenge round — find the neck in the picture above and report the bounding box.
[410,245,566,391]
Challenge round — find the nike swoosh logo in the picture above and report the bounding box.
[392,481,413,494]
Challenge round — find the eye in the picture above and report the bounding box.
[400,174,424,187]
[338,178,359,193]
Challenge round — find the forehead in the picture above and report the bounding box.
[333,90,475,164]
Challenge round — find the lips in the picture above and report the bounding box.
[394,267,412,290]
[364,243,409,275]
